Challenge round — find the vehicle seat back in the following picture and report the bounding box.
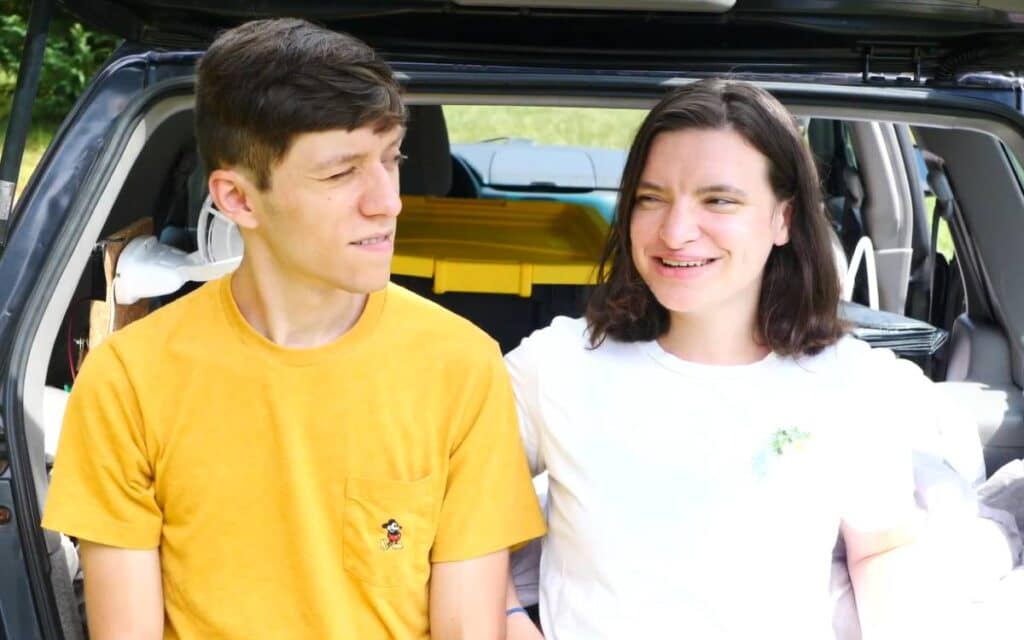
[400,105,452,197]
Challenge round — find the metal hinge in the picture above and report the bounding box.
[0,180,14,251]
[861,44,925,84]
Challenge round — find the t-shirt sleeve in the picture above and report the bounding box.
[504,330,548,476]
[838,346,921,533]
[430,345,547,563]
[41,340,162,549]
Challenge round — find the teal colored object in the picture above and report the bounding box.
[477,187,618,224]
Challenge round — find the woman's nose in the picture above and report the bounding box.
[659,200,702,248]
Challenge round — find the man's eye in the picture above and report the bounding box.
[707,198,738,207]
[325,167,356,181]
[388,152,408,168]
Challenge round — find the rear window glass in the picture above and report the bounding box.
[443,105,646,150]
[442,106,645,193]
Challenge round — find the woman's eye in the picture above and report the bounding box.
[635,194,660,205]
[707,197,738,207]
[386,153,408,168]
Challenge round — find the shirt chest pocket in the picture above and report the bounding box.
[343,474,438,588]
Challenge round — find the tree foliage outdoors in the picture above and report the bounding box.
[1,0,119,125]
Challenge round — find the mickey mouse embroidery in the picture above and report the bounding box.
[381,519,404,551]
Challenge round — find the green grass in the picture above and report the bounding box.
[443,105,647,150]
[2,126,54,203]
[924,194,955,260]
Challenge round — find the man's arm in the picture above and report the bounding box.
[80,541,164,640]
[505,575,543,639]
[429,549,508,640]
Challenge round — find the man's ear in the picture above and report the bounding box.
[208,168,261,230]
[772,199,794,247]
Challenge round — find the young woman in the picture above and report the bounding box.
[503,79,953,638]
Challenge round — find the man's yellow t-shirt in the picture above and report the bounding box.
[43,278,546,639]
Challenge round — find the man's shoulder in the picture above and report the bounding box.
[102,280,222,361]
[382,282,498,352]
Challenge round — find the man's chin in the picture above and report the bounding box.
[332,271,392,295]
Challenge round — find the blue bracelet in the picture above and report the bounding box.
[506,606,528,617]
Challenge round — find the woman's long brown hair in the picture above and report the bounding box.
[586,79,845,356]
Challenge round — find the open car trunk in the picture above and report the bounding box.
[10,69,1024,636]
[3,3,1024,637]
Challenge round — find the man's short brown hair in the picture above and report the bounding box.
[195,18,405,190]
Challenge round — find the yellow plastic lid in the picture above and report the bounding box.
[393,196,609,297]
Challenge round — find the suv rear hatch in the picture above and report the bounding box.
[59,0,1024,79]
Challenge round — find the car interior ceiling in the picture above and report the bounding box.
[14,91,1024,636]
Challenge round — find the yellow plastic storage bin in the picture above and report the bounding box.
[393,196,610,297]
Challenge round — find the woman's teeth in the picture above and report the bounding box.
[661,258,712,267]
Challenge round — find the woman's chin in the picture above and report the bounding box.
[650,291,707,316]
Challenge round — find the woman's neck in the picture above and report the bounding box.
[658,306,769,366]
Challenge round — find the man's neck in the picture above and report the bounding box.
[229,261,368,349]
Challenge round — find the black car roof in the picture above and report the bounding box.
[62,0,1024,80]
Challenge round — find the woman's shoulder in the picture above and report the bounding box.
[505,315,636,380]
[513,316,592,355]
[795,334,924,386]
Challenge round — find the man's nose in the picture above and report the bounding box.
[360,162,402,219]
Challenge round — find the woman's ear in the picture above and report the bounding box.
[772,200,794,247]
[208,169,260,230]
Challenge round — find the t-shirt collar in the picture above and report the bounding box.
[217,275,387,366]
[639,338,778,378]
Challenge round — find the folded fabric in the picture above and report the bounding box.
[977,459,1024,536]
[838,301,948,358]
[831,452,1023,640]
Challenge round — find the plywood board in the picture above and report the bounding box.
[88,218,154,350]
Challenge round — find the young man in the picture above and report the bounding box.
[43,18,545,639]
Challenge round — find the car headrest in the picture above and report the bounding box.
[400,105,452,197]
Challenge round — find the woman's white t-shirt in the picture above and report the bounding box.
[504,317,922,639]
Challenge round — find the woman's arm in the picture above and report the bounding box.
[844,518,922,638]
[843,512,976,640]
